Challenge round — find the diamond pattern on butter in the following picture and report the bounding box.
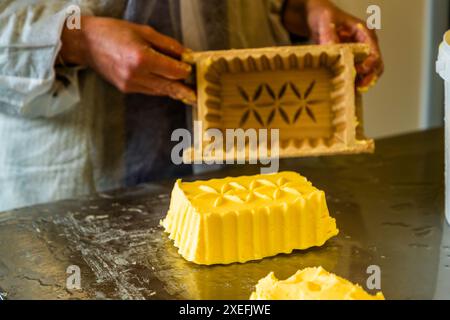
[161,171,339,265]
[250,267,385,300]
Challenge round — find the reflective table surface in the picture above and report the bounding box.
[0,128,449,300]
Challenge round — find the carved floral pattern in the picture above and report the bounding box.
[230,81,324,126]
[192,177,312,207]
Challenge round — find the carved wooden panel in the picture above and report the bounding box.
[183,44,374,162]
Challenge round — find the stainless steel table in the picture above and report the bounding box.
[1,128,449,300]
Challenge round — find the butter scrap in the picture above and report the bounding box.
[250,267,385,300]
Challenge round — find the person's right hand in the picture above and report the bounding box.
[60,16,196,105]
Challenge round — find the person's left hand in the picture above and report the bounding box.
[284,0,384,89]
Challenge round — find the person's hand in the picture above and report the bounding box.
[284,0,384,89]
[60,16,196,105]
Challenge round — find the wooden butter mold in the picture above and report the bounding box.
[183,44,374,162]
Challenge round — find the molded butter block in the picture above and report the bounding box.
[250,267,385,300]
[161,172,339,265]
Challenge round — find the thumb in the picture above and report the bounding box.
[317,12,340,44]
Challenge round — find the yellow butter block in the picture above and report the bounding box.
[161,171,339,265]
[250,267,385,300]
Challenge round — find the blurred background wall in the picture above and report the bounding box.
[333,0,449,138]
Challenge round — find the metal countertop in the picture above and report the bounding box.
[0,128,449,300]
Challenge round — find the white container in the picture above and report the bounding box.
[436,30,450,226]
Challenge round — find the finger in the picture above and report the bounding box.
[356,62,383,90]
[336,27,353,43]
[136,25,188,58]
[348,20,384,77]
[356,55,384,89]
[356,54,384,78]
[142,47,192,80]
[358,51,383,79]
[356,72,378,90]
[134,74,197,105]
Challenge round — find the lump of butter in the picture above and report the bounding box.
[250,267,385,300]
[161,171,339,265]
